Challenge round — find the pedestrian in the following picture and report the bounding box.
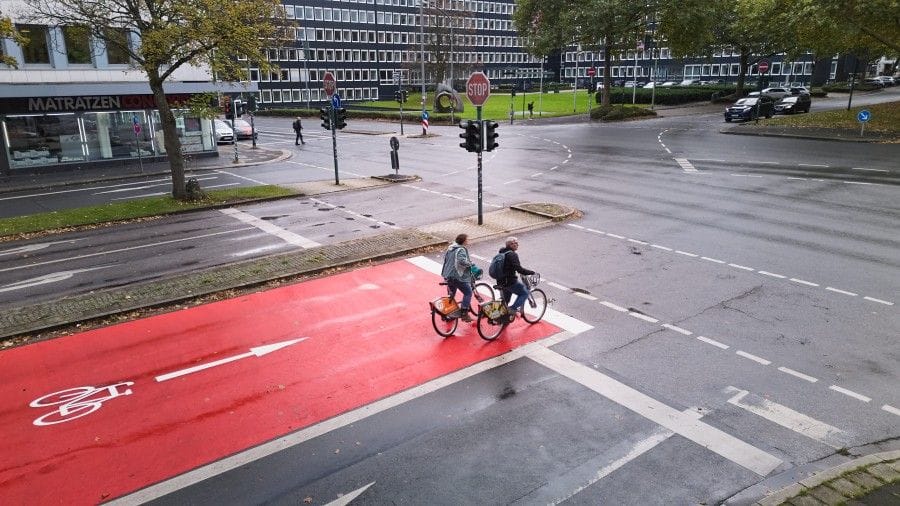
[292,116,305,145]
[441,234,475,322]
[495,236,536,320]
[527,101,534,118]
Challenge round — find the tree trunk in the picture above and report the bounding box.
[601,43,612,106]
[735,51,749,98]
[148,70,186,200]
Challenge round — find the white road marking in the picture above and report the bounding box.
[503,179,522,185]
[882,405,900,417]
[606,233,625,239]
[93,176,218,194]
[851,167,887,173]
[324,482,376,506]
[799,163,828,168]
[531,172,544,178]
[586,228,605,234]
[215,169,269,186]
[696,336,730,350]
[863,296,893,306]
[665,148,672,154]
[0,266,112,293]
[0,177,171,201]
[0,239,81,256]
[627,239,649,245]
[547,281,571,292]
[628,312,659,323]
[219,208,321,248]
[568,224,585,229]
[829,385,871,403]
[550,166,559,171]
[729,263,755,271]
[675,250,698,257]
[736,350,771,366]
[825,287,857,296]
[757,161,779,165]
[758,271,786,279]
[701,256,725,264]
[844,181,873,185]
[0,228,255,274]
[651,244,673,251]
[777,367,818,383]
[528,347,782,476]
[662,324,692,336]
[726,387,848,448]
[790,278,819,287]
[111,192,168,200]
[574,292,598,301]
[600,301,628,312]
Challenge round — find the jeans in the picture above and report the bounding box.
[447,278,472,313]
[503,281,529,312]
[295,131,304,144]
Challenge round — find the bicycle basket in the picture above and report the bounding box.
[523,273,541,289]
[431,296,459,316]
[480,300,508,320]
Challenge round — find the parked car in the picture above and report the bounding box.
[660,81,677,87]
[642,81,655,88]
[724,96,774,122]
[874,76,895,86]
[789,86,810,95]
[679,79,701,86]
[774,94,811,114]
[761,87,791,99]
[224,118,257,140]
[623,80,639,88]
[863,78,885,88]
[214,119,234,144]
[701,79,725,86]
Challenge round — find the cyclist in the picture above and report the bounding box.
[496,236,536,319]
[441,233,475,322]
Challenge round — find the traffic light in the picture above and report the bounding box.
[247,95,257,113]
[334,107,347,130]
[320,107,331,130]
[458,120,481,152]
[401,90,408,103]
[395,90,402,103]
[483,120,499,151]
[234,100,245,117]
[222,96,233,119]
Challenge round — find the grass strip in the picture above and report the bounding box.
[0,185,297,238]
[765,100,899,134]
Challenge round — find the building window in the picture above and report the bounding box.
[16,24,50,64]
[63,25,92,64]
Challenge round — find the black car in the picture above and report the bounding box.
[774,94,811,114]
[724,96,774,122]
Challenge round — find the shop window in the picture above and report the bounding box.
[5,114,81,167]
[16,24,50,64]
[63,25,92,64]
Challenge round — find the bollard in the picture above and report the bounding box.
[389,136,400,175]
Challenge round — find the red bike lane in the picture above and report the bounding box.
[0,258,559,504]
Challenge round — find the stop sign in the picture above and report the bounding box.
[758,60,770,74]
[466,72,491,107]
[587,67,596,77]
[323,71,336,97]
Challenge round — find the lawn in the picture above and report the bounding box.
[765,100,899,136]
[0,185,297,238]
[358,89,597,121]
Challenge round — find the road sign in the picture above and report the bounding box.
[758,60,770,74]
[331,94,342,109]
[466,72,491,107]
[587,67,596,77]
[323,71,336,97]
[132,114,141,134]
[857,109,871,122]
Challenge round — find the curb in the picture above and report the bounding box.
[756,450,900,505]
[719,128,891,143]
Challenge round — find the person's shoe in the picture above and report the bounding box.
[302,141,306,144]
[460,312,474,323]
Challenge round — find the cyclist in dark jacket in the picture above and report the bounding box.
[497,236,535,315]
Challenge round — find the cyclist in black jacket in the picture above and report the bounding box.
[496,236,535,315]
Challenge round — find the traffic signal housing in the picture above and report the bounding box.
[458,120,481,152]
[234,100,245,117]
[483,120,499,151]
[319,107,331,130]
[246,95,257,113]
[334,107,347,130]
[394,91,403,103]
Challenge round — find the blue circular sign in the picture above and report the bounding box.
[422,111,429,120]
[857,110,871,123]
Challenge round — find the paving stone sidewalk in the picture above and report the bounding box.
[757,451,900,506]
[0,202,574,344]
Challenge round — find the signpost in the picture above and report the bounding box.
[323,73,340,184]
[323,71,336,98]
[756,60,770,124]
[857,109,871,137]
[132,114,144,173]
[466,72,491,225]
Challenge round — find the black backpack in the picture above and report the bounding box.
[488,251,508,280]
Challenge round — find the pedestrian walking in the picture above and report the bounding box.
[292,117,305,145]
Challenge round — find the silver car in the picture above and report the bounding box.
[214,119,234,144]
[761,87,791,100]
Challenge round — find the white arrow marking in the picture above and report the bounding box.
[155,338,307,382]
[0,266,112,293]
[0,239,81,256]
[324,482,375,506]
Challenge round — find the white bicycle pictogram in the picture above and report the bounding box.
[30,382,134,426]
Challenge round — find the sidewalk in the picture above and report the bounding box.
[0,144,290,194]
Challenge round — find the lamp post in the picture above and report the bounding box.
[420,0,426,124]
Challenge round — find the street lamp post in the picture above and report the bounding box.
[420,0,426,129]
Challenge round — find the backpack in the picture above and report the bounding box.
[488,251,508,280]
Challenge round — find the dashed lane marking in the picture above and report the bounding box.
[219,208,321,248]
[829,385,871,403]
[777,367,818,383]
[309,198,400,230]
[565,224,894,306]
[662,324,692,335]
[696,336,729,350]
[736,350,772,366]
[852,167,888,173]
[883,405,900,416]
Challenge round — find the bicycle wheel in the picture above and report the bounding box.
[477,303,506,341]
[522,288,548,323]
[471,282,496,315]
[432,309,458,337]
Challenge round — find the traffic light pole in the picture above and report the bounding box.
[232,99,239,163]
[330,107,339,185]
[476,105,483,225]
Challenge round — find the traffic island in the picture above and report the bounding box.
[418,202,577,244]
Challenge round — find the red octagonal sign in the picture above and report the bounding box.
[466,72,491,107]
[757,60,770,74]
[323,71,336,97]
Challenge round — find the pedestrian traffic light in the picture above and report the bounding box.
[458,120,481,152]
[319,107,331,130]
[334,107,347,130]
[395,90,402,103]
[401,90,408,103]
[483,120,499,151]
[247,95,257,113]
[234,100,245,117]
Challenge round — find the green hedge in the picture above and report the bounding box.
[590,105,657,121]
[596,86,736,105]
[821,82,882,93]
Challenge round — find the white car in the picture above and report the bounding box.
[761,87,791,99]
[873,76,895,86]
[660,81,677,87]
[642,82,655,89]
[214,119,234,144]
[679,79,701,86]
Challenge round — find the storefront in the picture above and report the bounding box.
[0,92,217,174]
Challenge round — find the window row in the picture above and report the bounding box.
[258,87,379,103]
[250,67,379,83]
[8,24,130,66]
[281,6,514,32]
[565,48,672,63]
[683,62,813,77]
[291,26,522,49]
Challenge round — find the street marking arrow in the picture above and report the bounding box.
[324,482,375,506]
[0,239,81,256]
[0,266,112,293]
[155,338,307,382]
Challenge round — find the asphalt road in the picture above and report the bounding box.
[1,89,898,504]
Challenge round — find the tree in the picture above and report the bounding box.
[23,0,290,199]
[514,0,653,106]
[658,0,789,97]
[0,11,25,67]
[409,0,476,89]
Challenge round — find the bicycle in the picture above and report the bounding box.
[430,276,495,337]
[476,273,548,341]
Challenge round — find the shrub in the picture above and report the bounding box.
[596,86,737,105]
[590,105,657,121]
[822,82,881,93]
